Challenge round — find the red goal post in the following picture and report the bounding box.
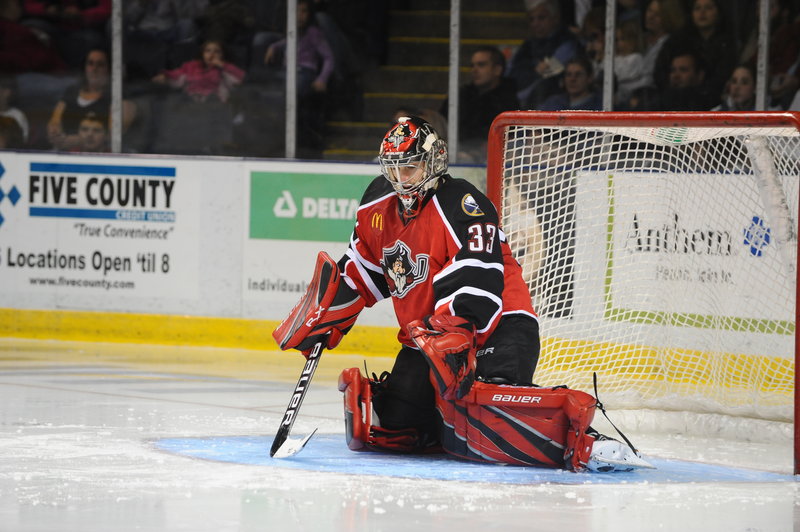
[486,111,800,473]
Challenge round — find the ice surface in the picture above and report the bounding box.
[0,340,797,532]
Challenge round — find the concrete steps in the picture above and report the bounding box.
[321,5,529,161]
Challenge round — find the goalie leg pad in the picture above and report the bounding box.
[338,367,432,453]
[435,381,597,470]
[273,251,365,356]
[338,367,372,451]
[408,314,477,400]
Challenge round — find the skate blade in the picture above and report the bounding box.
[588,453,656,472]
[271,428,318,459]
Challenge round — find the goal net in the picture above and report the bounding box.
[487,112,799,443]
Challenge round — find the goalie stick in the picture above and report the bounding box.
[270,339,325,458]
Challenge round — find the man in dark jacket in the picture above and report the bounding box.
[440,45,518,163]
[508,0,580,110]
[652,49,716,111]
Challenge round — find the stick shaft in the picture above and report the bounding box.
[270,341,324,457]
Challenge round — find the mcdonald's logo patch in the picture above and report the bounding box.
[371,213,383,230]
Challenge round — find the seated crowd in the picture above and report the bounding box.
[0,0,378,156]
[1,0,799,158]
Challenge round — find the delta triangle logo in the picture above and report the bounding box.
[273,190,298,218]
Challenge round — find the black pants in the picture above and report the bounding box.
[374,314,540,441]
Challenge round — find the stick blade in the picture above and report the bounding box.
[271,428,318,459]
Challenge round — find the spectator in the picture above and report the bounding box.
[613,18,648,108]
[264,0,334,153]
[0,115,24,148]
[711,64,764,111]
[739,0,798,73]
[537,55,602,110]
[264,0,334,101]
[641,0,686,88]
[22,0,111,69]
[439,45,518,164]
[200,0,254,43]
[123,0,202,80]
[248,0,287,75]
[617,0,644,24]
[579,6,606,89]
[152,39,245,103]
[309,1,369,122]
[197,0,256,71]
[509,0,581,109]
[771,50,800,110]
[653,0,738,98]
[73,110,108,152]
[739,1,800,109]
[0,76,29,144]
[47,48,136,150]
[0,0,65,73]
[651,49,715,110]
[150,38,245,155]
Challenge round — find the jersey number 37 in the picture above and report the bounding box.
[467,223,497,253]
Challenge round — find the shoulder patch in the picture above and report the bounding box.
[461,194,484,216]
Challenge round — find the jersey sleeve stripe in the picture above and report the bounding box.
[432,195,462,249]
[343,247,388,302]
[435,287,503,333]
[347,237,383,274]
[502,309,540,322]
[358,191,396,211]
[432,257,504,284]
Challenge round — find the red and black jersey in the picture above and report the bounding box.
[338,174,537,348]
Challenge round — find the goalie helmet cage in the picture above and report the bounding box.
[486,111,800,474]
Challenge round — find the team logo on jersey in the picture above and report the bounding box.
[381,240,429,298]
[461,194,484,216]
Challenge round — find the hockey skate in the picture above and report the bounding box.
[586,435,655,472]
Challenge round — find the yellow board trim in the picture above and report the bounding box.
[0,308,399,358]
[1,308,792,399]
[536,337,794,400]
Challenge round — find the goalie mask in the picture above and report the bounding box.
[379,116,448,217]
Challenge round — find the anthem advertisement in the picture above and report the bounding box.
[572,170,796,354]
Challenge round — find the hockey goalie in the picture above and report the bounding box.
[273,116,652,472]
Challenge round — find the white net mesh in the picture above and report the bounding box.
[498,119,799,422]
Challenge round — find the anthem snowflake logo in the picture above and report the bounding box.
[743,216,771,257]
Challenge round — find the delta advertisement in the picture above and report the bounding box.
[0,154,201,312]
[240,165,398,325]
